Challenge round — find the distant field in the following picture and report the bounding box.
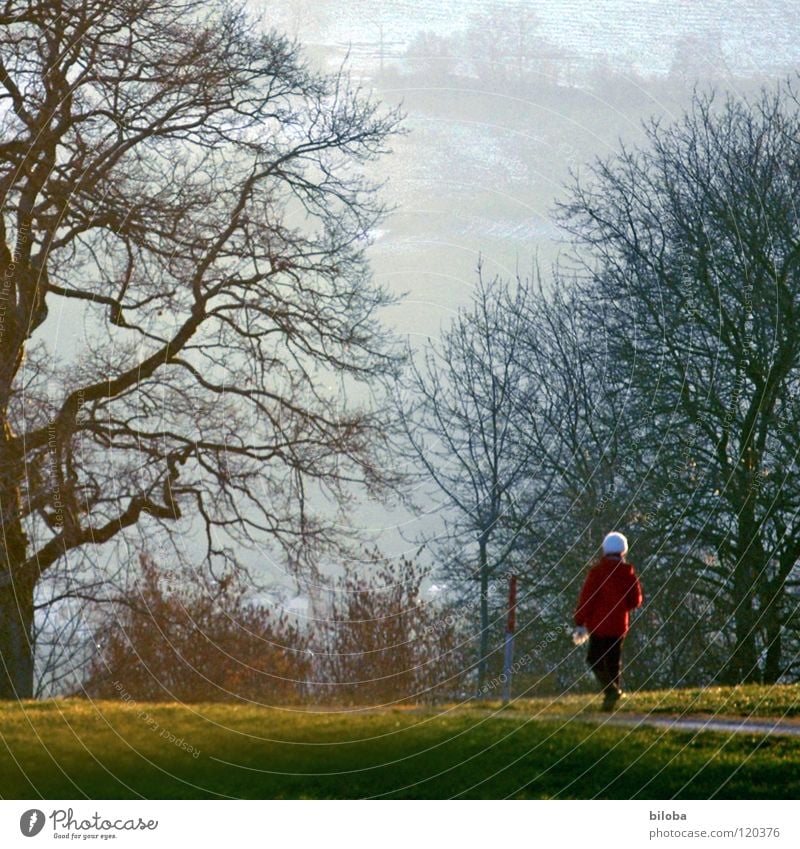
[1,685,798,799]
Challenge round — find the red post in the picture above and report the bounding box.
[502,574,518,704]
[507,573,518,633]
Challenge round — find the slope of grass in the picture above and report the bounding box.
[483,683,800,720]
[1,686,798,799]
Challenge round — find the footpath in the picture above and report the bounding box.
[581,712,800,737]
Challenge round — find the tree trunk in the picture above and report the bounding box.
[0,421,34,699]
[476,537,490,696]
[0,577,35,699]
[717,498,764,685]
[762,619,782,684]
[721,552,760,685]
[760,578,783,685]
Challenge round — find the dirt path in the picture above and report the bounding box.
[577,713,800,737]
[293,704,800,737]
[403,705,800,737]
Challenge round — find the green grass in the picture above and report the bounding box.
[1,686,798,799]
[485,682,800,719]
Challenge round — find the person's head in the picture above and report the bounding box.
[602,531,628,558]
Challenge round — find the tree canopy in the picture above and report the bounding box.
[0,0,402,698]
[557,81,800,684]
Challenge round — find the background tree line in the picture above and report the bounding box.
[37,80,800,705]
[7,1,800,704]
[400,80,800,694]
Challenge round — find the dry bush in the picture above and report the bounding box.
[82,555,312,704]
[312,550,470,706]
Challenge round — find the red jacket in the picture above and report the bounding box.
[574,555,643,637]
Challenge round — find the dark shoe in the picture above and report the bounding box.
[602,687,622,711]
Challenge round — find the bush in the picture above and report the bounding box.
[312,551,470,706]
[82,555,312,704]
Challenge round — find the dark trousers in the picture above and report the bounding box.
[587,635,624,694]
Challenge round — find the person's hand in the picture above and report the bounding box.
[571,626,589,646]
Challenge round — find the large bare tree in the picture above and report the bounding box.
[0,0,403,698]
[559,82,800,684]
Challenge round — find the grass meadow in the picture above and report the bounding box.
[2,685,798,799]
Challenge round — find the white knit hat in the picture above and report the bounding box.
[602,531,628,555]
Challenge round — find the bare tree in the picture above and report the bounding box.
[405,31,454,82]
[558,81,800,684]
[312,548,468,706]
[465,2,544,88]
[396,268,551,693]
[510,277,623,541]
[0,0,403,698]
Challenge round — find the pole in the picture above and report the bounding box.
[501,573,517,704]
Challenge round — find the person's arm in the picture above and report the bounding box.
[627,567,643,611]
[574,568,598,626]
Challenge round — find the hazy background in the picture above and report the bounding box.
[238,0,800,589]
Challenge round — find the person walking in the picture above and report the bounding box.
[574,532,643,710]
